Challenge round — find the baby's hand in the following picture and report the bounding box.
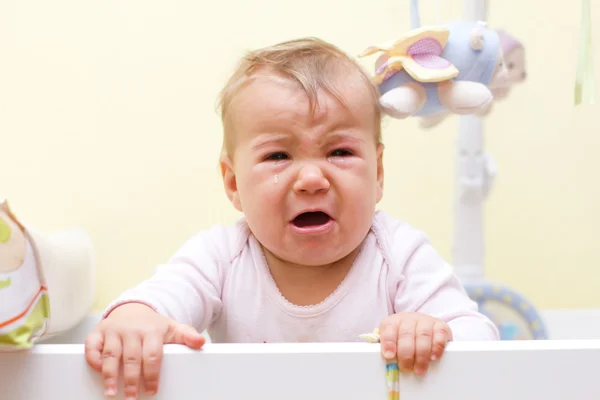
[379,312,452,375]
[84,303,205,399]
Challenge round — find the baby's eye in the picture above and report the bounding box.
[329,148,353,157]
[265,152,289,161]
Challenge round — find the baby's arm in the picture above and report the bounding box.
[103,226,229,331]
[85,225,232,399]
[377,224,498,376]
[389,231,499,341]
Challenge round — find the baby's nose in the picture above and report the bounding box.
[293,164,330,194]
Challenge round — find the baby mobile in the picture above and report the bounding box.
[355,0,596,397]
[359,0,551,347]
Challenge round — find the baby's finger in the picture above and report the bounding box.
[101,332,123,398]
[379,318,400,361]
[84,330,105,371]
[396,318,417,372]
[413,319,434,375]
[431,321,452,361]
[122,333,143,400]
[166,323,205,349]
[181,324,206,349]
[142,331,164,395]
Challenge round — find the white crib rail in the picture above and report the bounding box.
[2,340,600,399]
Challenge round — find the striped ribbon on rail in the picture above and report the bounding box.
[360,329,400,400]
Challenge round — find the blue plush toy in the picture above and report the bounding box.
[359,20,509,120]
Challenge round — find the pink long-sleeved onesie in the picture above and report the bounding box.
[104,211,499,343]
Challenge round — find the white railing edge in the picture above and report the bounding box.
[4,338,600,400]
[27,337,600,354]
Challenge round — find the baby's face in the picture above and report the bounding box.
[221,72,383,267]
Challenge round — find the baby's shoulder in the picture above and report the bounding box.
[371,210,431,266]
[178,218,251,265]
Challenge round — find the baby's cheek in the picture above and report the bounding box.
[244,179,283,211]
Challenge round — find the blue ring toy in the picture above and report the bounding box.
[463,281,548,340]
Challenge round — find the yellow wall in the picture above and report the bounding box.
[1,0,598,311]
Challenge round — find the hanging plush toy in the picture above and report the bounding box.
[360,20,509,120]
[359,0,509,122]
[418,28,526,128]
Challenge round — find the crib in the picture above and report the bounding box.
[1,309,599,399]
[1,0,598,396]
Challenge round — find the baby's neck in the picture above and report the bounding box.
[262,246,361,307]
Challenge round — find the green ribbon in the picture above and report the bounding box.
[575,0,595,105]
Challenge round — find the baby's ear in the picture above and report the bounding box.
[220,154,243,212]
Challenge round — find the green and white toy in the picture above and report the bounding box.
[0,199,95,350]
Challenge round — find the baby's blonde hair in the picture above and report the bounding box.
[217,37,382,158]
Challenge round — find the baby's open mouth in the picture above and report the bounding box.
[292,211,332,227]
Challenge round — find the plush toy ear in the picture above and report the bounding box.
[470,23,487,50]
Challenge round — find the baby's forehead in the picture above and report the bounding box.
[221,57,382,155]
[256,68,376,109]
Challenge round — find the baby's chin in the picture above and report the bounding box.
[264,241,362,268]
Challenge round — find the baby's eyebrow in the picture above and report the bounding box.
[323,132,364,146]
[250,131,365,152]
[250,133,291,151]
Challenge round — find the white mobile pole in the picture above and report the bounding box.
[452,0,496,282]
